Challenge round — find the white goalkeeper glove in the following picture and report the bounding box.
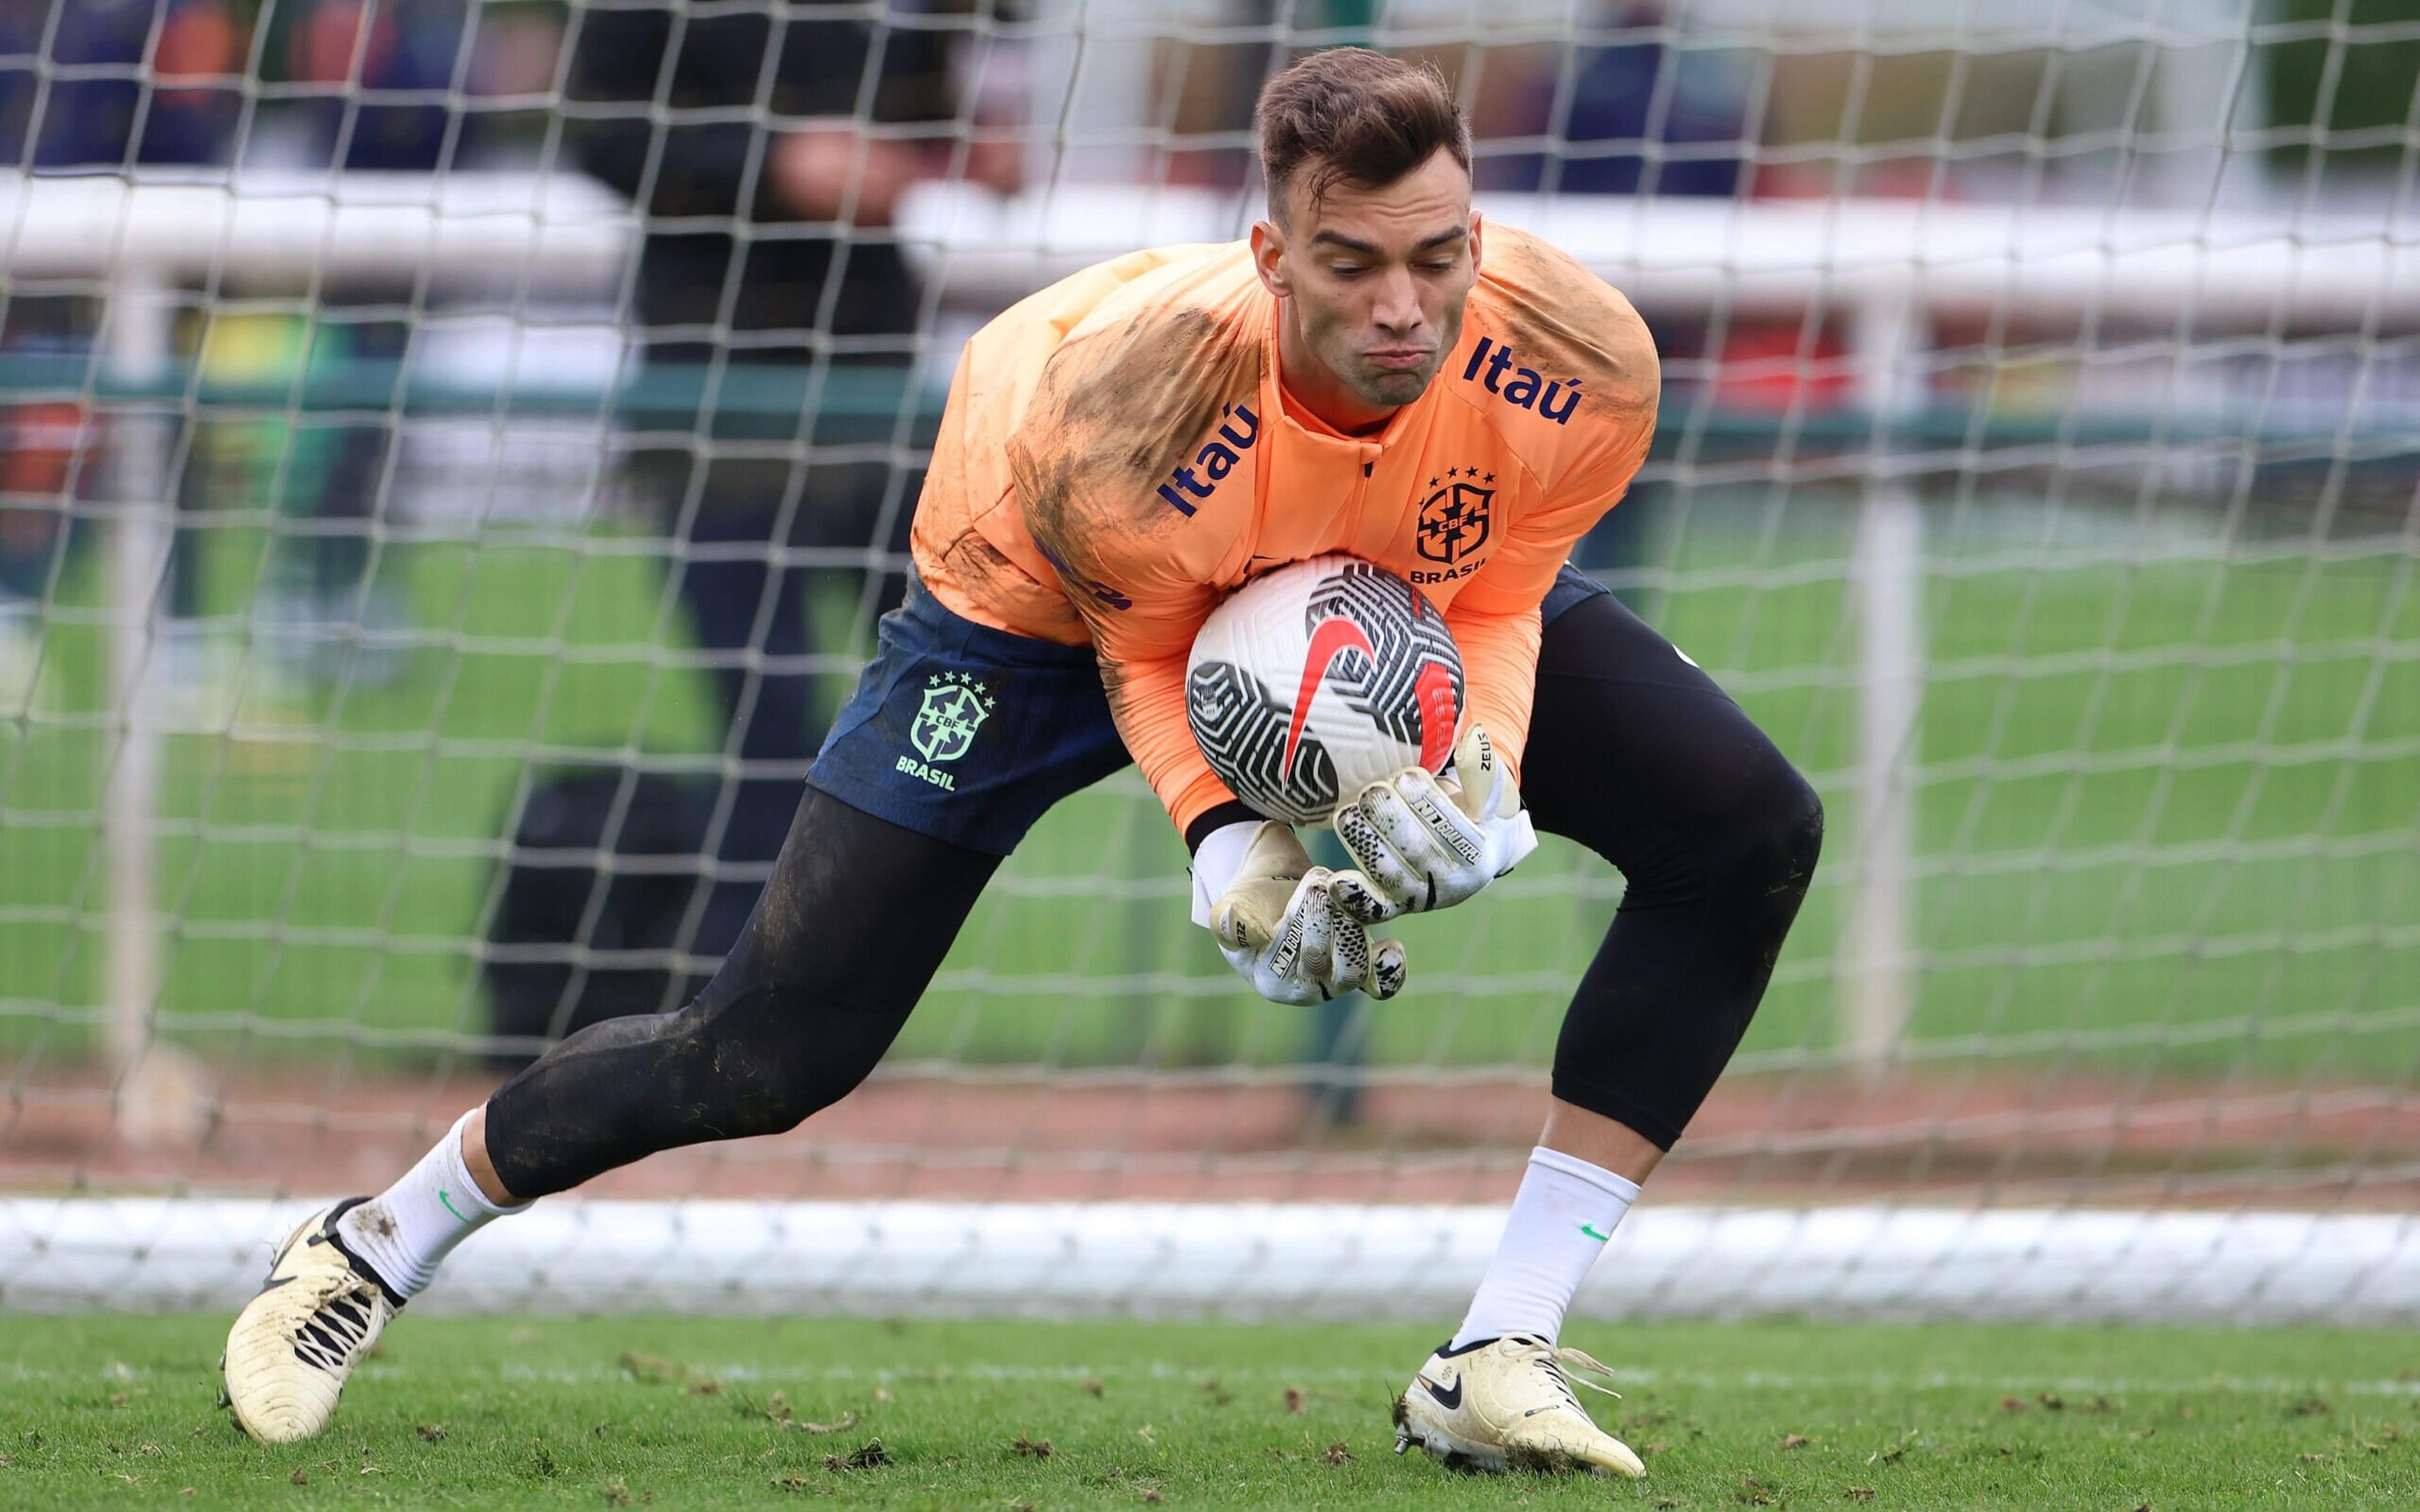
[1190,820,1407,1005]
[1328,724,1539,923]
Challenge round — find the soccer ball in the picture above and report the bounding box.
[1185,554,1465,825]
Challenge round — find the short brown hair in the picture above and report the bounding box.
[1256,48,1471,224]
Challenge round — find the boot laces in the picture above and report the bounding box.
[1502,1336,1622,1412]
[288,1263,381,1377]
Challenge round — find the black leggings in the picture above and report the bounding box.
[1521,592,1824,1148]
[483,590,1821,1198]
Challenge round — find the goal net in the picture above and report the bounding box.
[3,0,2416,1325]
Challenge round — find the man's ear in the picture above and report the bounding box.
[1250,218,1291,300]
[1468,209,1484,278]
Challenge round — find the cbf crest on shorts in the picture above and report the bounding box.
[911,672,996,764]
[896,671,996,792]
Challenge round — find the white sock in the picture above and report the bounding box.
[335,1111,526,1299]
[1448,1145,1640,1350]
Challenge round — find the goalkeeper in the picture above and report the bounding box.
[224,48,1821,1479]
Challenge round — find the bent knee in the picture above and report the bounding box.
[1766,762,1826,877]
[1711,751,1824,895]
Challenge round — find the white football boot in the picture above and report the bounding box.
[1393,1334,1647,1478]
[221,1198,401,1443]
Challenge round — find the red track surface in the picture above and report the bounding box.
[8,1062,2417,1210]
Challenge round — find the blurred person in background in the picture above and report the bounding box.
[563,0,1023,959]
[280,0,465,171]
[0,0,243,169]
[0,0,245,711]
[229,0,502,694]
[1477,1,1748,200]
[1473,1,1753,601]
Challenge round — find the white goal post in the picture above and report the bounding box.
[11,1198,2420,1326]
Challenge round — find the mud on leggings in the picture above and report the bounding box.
[483,786,998,1198]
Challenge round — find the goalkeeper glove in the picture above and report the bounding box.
[1328,724,1539,923]
[1190,820,1407,1005]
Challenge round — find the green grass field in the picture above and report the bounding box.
[5,483,2417,1509]
[3,489,2414,1079]
[4,1314,2419,1508]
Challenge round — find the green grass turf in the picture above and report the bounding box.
[3,490,2414,1078]
[4,1314,2420,1508]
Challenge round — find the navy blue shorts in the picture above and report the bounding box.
[806,566,1612,856]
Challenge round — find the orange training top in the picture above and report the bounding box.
[909,222,1660,837]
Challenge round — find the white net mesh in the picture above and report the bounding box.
[1,0,2416,1320]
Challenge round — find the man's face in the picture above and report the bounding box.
[1254,149,1481,419]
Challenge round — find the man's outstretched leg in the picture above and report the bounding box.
[221,789,999,1443]
[1394,583,1824,1478]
